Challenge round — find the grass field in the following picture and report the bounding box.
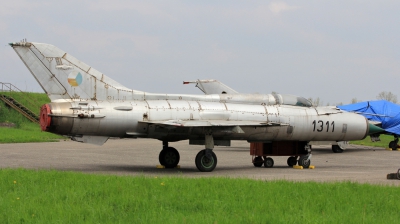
[350,134,394,149]
[1,168,400,223]
[0,91,49,115]
[0,122,62,143]
[0,92,63,143]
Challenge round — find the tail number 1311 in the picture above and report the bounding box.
[312,120,335,132]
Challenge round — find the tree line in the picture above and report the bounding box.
[306,91,398,106]
[268,91,398,107]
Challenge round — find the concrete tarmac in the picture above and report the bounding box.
[1,139,400,185]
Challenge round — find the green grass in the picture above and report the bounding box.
[0,92,64,143]
[351,134,394,148]
[0,122,61,143]
[1,169,399,223]
[0,91,49,115]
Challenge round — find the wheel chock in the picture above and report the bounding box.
[156,165,181,169]
[293,165,314,169]
[386,148,392,151]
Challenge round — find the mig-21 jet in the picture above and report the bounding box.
[10,41,383,172]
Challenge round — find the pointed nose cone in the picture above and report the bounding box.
[368,123,384,135]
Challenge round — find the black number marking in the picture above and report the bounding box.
[312,120,335,132]
[317,120,323,132]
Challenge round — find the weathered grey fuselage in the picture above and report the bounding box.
[45,96,369,143]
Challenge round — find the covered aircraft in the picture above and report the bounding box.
[10,41,383,172]
[339,100,400,150]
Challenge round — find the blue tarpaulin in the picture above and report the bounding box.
[338,100,400,135]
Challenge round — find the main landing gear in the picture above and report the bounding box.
[195,134,218,172]
[159,141,180,168]
[158,134,218,172]
[195,149,217,172]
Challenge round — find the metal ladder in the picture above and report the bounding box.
[0,82,40,123]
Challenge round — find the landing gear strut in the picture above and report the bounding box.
[159,141,180,168]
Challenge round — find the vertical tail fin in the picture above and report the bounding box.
[10,41,142,101]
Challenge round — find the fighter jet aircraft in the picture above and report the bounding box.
[10,41,383,172]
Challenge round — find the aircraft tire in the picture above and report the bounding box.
[264,157,274,168]
[389,141,398,151]
[195,149,217,172]
[159,147,180,168]
[253,156,263,167]
[287,156,297,167]
[332,145,344,153]
[298,155,310,168]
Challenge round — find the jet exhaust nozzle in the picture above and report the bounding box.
[39,102,74,135]
[40,104,52,131]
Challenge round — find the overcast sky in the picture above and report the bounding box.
[1,0,399,105]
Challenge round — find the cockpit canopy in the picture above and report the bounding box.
[275,94,312,107]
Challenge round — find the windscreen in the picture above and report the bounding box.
[280,94,312,107]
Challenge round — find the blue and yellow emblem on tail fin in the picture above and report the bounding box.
[68,71,83,87]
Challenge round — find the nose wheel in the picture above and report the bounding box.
[297,155,311,168]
